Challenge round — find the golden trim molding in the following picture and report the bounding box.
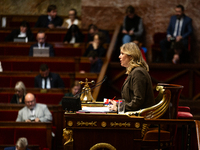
[110,122,131,127]
[77,121,97,126]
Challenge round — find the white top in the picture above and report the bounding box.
[66,18,79,29]
[18,32,26,37]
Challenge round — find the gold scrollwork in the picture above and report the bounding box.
[63,128,73,145]
[77,121,97,126]
[101,121,107,127]
[110,122,131,127]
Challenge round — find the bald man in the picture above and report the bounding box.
[16,93,52,122]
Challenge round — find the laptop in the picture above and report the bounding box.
[14,37,27,42]
[33,47,50,57]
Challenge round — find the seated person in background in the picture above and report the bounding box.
[160,4,193,62]
[29,30,54,56]
[16,93,52,122]
[122,5,143,44]
[4,137,30,150]
[59,80,81,104]
[172,41,189,64]
[5,21,35,42]
[87,24,110,44]
[34,64,65,89]
[84,32,106,57]
[34,4,63,29]
[63,24,84,44]
[132,37,147,61]
[62,8,81,29]
[10,81,26,104]
[88,51,103,73]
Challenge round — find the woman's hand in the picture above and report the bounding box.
[108,100,117,111]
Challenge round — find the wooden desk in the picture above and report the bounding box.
[64,113,144,150]
[0,122,52,150]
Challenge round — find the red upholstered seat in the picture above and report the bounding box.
[11,77,34,88]
[36,93,64,104]
[0,93,12,103]
[0,128,15,144]
[15,128,47,149]
[0,110,18,121]
[178,111,193,119]
[0,76,11,87]
[178,106,193,119]
[178,106,190,112]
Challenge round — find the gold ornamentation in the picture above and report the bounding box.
[63,128,73,145]
[79,79,95,102]
[67,120,73,127]
[90,143,116,150]
[110,122,131,127]
[126,85,172,137]
[77,121,97,126]
[101,121,107,127]
[135,122,140,128]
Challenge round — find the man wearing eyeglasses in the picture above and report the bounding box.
[16,93,52,122]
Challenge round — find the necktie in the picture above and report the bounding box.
[45,78,47,89]
[176,20,180,36]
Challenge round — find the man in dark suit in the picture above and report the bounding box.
[4,137,30,150]
[35,5,63,29]
[34,64,65,89]
[160,4,193,63]
[29,30,54,56]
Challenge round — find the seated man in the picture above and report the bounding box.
[160,4,193,62]
[35,4,63,29]
[16,93,52,122]
[34,64,65,89]
[29,30,54,56]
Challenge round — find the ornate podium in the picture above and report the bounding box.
[64,113,144,150]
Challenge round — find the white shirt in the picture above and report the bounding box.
[38,43,45,48]
[66,18,79,29]
[18,32,26,37]
[173,18,184,37]
[41,78,51,89]
[70,36,76,43]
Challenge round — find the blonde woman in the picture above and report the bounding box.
[10,81,26,104]
[111,42,155,112]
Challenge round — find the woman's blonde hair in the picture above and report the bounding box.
[15,81,26,96]
[120,42,149,74]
